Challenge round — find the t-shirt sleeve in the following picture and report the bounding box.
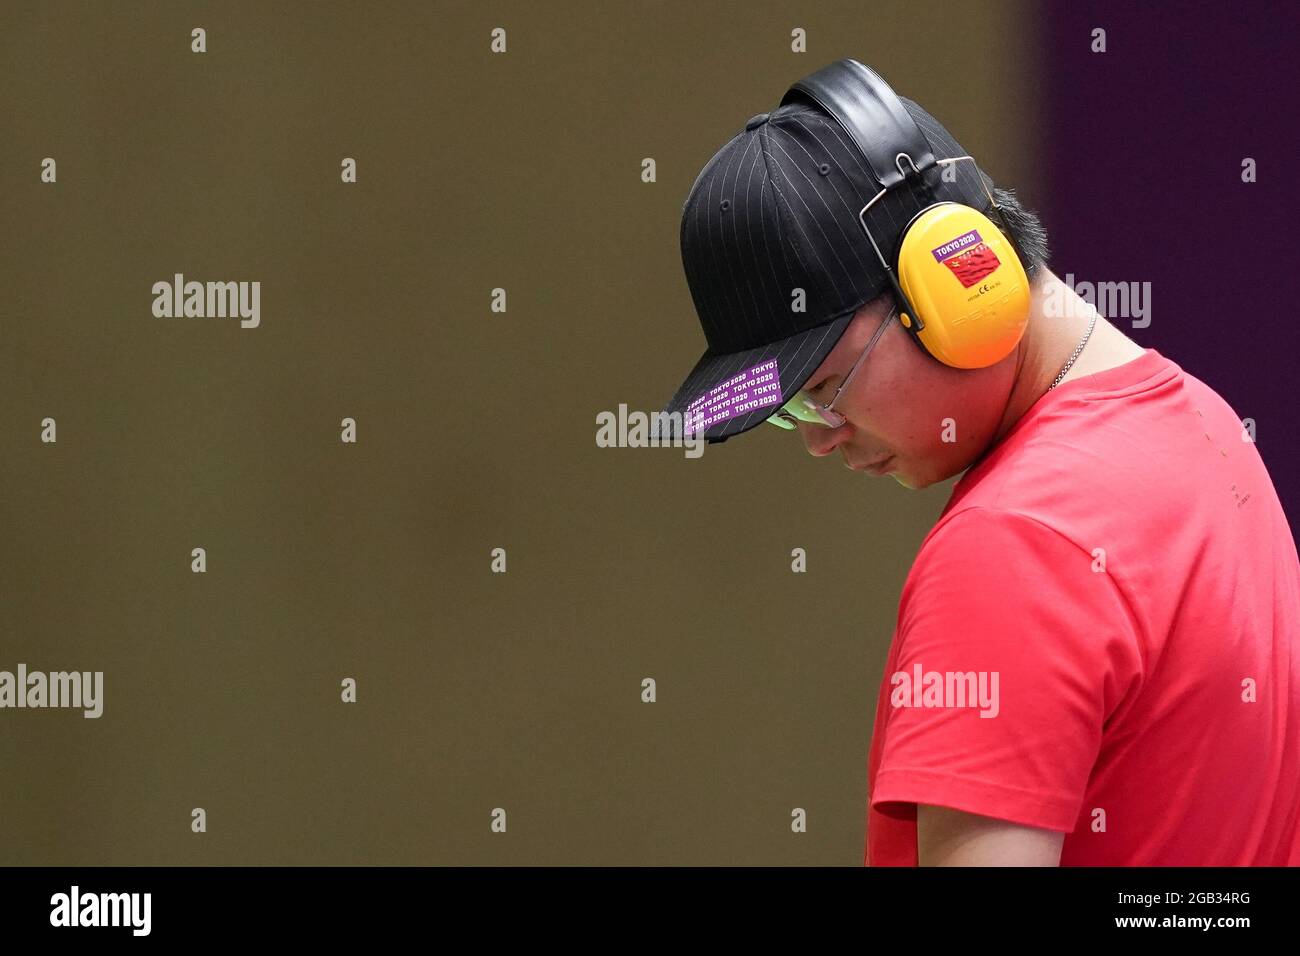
[870,506,1144,833]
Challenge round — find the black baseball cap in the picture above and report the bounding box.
[653,59,995,443]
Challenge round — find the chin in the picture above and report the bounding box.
[906,460,969,490]
[890,465,938,490]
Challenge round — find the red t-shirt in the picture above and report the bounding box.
[864,348,1300,865]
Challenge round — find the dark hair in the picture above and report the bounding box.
[989,185,1050,281]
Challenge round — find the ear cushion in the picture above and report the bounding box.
[897,203,1031,369]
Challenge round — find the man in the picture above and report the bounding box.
[652,59,1300,865]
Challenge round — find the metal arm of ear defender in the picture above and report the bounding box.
[935,155,1029,269]
[857,153,1026,334]
[856,161,926,334]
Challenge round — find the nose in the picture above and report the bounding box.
[798,421,847,458]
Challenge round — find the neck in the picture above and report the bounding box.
[986,266,1135,447]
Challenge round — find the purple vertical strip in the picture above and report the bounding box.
[1039,0,1300,533]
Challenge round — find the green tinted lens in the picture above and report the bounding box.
[768,392,833,426]
[799,394,835,423]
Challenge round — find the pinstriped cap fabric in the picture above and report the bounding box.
[654,78,994,444]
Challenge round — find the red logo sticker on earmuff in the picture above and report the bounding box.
[931,229,1001,288]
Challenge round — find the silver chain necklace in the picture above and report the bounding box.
[1048,312,1099,390]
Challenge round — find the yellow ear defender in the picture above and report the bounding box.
[893,196,1031,369]
[782,59,1032,371]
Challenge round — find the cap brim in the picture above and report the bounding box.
[651,310,856,444]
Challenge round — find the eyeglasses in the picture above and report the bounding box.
[766,307,898,430]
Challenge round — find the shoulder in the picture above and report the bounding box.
[910,506,1096,581]
[899,506,1138,657]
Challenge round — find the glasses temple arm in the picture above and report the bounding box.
[828,308,898,408]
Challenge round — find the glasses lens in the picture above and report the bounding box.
[765,393,842,429]
[806,397,845,428]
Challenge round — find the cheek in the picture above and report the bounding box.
[844,340,1004,457]
[861,341,949,445]
[863,371,993,458]
[869,359,947,437]
[916,373,1008,460]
